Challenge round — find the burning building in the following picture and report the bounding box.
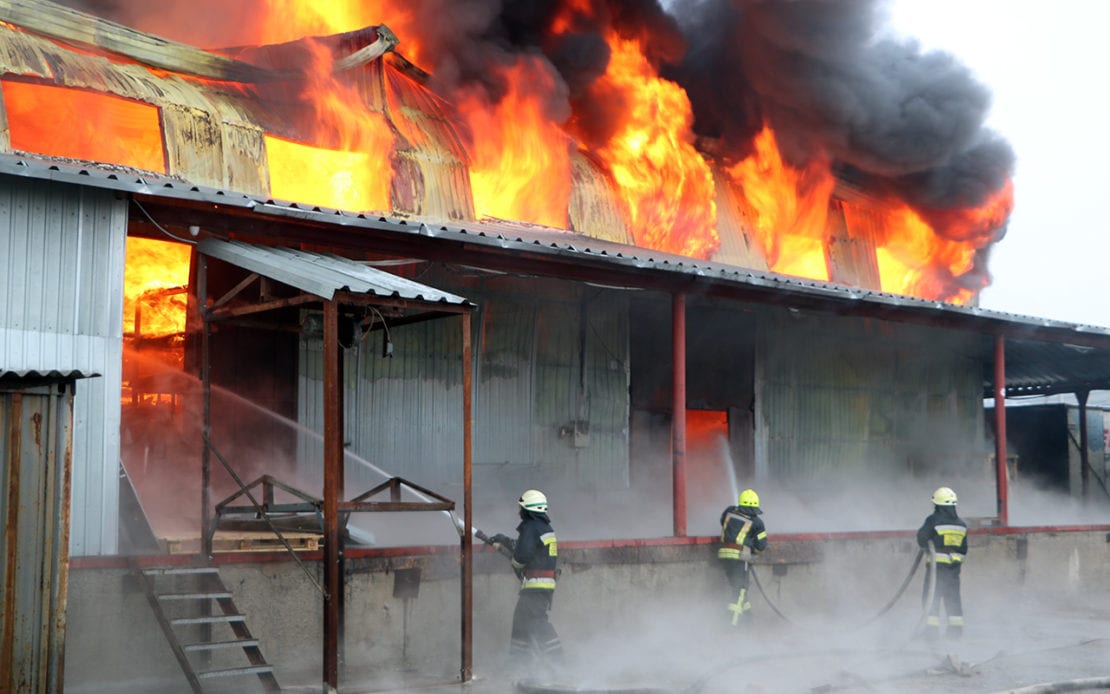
[3,1,1110,692]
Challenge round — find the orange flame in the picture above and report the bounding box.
[2,80,166,173]
[577,32,718,258]
[462,57,572,227]
[263,39,394,212]
[124,237,191,337]
[726,126,835,281]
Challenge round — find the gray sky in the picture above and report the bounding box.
[885,0,1110,327]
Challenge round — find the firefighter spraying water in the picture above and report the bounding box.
[487,489,564,668]
[717,488,768,626]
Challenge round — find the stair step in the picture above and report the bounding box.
[197,664,275,679]
[170,614,247,626]
[143,566,219,576]
[184,639,260,652]
[157,591,233,601]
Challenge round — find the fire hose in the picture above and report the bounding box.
[748,542,935,633]
[447,511,514,558]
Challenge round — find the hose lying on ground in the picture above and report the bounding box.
[748,546,928,631]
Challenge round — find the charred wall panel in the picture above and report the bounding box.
[0,177,126,556]
[710,169,769,271]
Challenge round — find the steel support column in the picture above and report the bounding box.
[323,300,342,690]
[1078,389,1090,499]
[993,334,1009,526]
[199,255,212,558]
[460,311,474,681]
[672,292,687,537]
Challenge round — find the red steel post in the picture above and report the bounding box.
[993,334,1009,526]
[672,292,688,537]
[461,311,474,681]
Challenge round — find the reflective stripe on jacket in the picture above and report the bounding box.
[917,508,968,565]
[718,507,767,561]
[511,514,558,590]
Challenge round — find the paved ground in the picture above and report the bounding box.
[90,581,1107,693]
[325,587,1110,694]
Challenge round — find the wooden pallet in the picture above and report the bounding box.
[163,531,320,555]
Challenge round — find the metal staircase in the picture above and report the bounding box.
[137,565,281,692]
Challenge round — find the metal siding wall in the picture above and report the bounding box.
[0,177,126,555]
[757,312,984,482]
[299,314,466,492]
[297,282,632,494]
[1,384,74,693]
[532,293,630,489]
[473,299,534,466]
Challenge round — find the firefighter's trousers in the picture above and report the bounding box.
[923,563,964,638]
[721,559,752,626]
[510,589,563,660]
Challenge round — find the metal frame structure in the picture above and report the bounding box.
[194,242,475,690]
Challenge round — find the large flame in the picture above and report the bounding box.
[462,57,573,227]
[726,126,835,281]
[264,38,394,211]
[571,31,718,258]
[0,0,1015,306]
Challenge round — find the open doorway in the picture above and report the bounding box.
[686,409,734,533]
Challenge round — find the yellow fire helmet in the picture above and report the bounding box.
[738,488,761,513]
[932,486,958,506]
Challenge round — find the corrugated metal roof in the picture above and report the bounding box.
[4,152,1103,336]
[0,368,97,380]
[197,238,470,305]
[6,153,1110,398]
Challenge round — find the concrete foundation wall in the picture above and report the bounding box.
[63,528,1110,692]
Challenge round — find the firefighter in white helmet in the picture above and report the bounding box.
[917,486,968,640]
[717,488,768,626]
[488,489,562,664]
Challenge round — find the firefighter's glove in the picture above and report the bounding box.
[489,533,515,551]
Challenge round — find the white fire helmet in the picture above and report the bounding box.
[519,489,548,513]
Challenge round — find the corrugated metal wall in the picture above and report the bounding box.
[298,278,631,497]
[1,381,75,693]
[756,311,985,482]
[0,176,127,555]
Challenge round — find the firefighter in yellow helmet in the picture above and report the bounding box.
[718,488,768,626]
[488,489,562,664]
[917,486,968,640]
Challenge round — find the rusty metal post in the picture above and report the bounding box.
[199,255,213,557]
[672,292,688,537]
[993,334,1009,526]
[461,310,474,681]
[323,300,342,690]
[1078,389,1090,499]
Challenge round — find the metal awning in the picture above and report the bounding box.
[197,238,469,306]
[990,337,1110,397]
